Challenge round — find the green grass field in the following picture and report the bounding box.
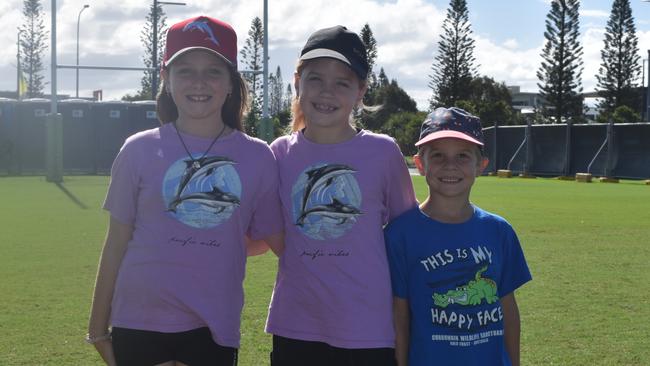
[1,176,649,365]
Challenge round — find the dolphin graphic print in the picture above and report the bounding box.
[182,19,221,46]
[299,164,356,219]
[292,163,362,240]
[169,185,240,214]
[172,156,235,206]
[296,197,362,227]
[163,155,241,229]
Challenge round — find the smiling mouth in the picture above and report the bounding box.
[312,102,338,113]
[187,95,212,102]
[439,177,462,183]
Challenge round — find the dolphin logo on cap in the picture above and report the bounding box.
[182,19,220,46]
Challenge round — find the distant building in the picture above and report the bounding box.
[507,86,544,116]
[507,85,602,122]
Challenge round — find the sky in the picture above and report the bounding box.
[1,0,650,110]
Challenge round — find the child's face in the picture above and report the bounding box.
[414,138,488,200]
[294,58,366,130]
[163,50,233,124]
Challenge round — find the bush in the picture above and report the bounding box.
[596,105,641,123]
[380,111,427,156]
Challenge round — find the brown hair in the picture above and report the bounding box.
[156,64,249,131]
[289,59,370,133]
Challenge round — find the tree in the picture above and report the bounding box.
[269,66,284,116]
[244,102,260,137]
[240,17,265,119]
[596,104,641,123]
[380,111,427,157]
[273,109,292,136]
[19,0,48,98]
[362,78,418,131]
[429,0,477,109]
[536,0,584,123]
[610,105,641,123]
[377,68,389,89]
[283,83,293,112]
[360,23,378,104]
[596,0,642,117]
[458,76,521,126]
[364,67,387,105]
[135,2,167,100]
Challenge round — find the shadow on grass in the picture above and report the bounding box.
[55,182,88,209]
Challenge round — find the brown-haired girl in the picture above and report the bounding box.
[88,15,282,366]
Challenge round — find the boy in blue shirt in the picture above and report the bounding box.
[384,107,532,366]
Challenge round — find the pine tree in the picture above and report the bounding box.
[269,66,284,116]
[283,83,293,112]
[19,0,48,98]
[536,0,584,123]
[137,2,167,100]
[360,23,378,104]
[428,0,477,110]
[377,68,389,89]
[596,0,641,118]
[360,67,388,130]
[240,17,265,117]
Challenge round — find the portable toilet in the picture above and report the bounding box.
[15,98,50,174]
[92,100,132,174]
[129,100,160,135]
[59,99,94,174]
[0,98,17,175]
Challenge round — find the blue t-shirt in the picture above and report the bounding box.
[384,206,532,366]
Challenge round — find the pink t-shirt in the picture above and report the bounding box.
[265,130,417,348]
[104,123,282,348]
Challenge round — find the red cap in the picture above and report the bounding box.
[163,16,237,69]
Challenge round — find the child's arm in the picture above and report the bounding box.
[88,216,133,366]
[245,232,284,256]
[501,292,521,366]
[393,297,410,366]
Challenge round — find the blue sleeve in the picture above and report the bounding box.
[498,223,532,297]
[384,223,409,299]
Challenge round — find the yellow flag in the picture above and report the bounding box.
[19,71,28,98]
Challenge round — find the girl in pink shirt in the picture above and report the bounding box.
[266,25,417,366]
[87,16,282,366]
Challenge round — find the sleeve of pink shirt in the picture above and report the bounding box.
[103,137,141,225]
[384,138,418,223]
[246,143,284,241]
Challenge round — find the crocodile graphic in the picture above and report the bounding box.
[432,266,498,308]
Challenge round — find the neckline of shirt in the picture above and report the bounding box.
[417,204,478,226]
[296,128,366,148]
[163,122,240,145]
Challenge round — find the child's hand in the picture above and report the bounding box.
[93,339,117,366]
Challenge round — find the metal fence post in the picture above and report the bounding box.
[604,118,614,177]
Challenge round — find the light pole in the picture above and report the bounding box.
[643,58,646,88]
[17,29,24,100]
[76,4,89,98]
[645,50,650,121]
[262,0,270,141]
[151,0,186,99]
